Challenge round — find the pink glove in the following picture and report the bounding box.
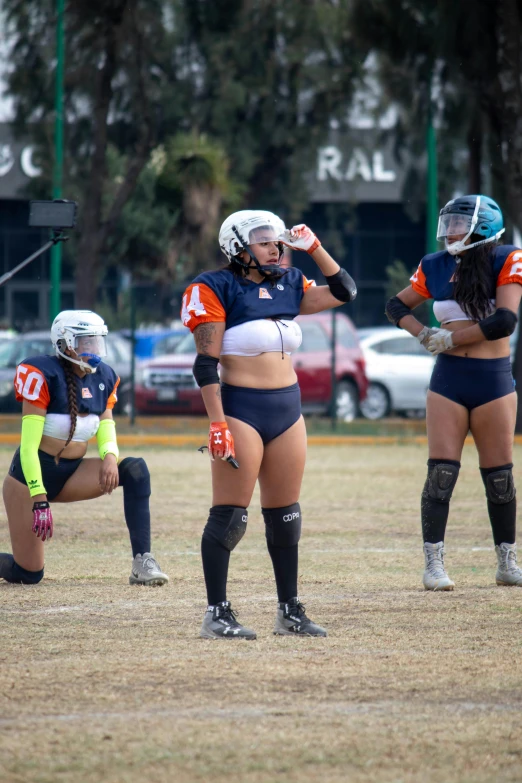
[209,421,235,461]
[32,501,53,541]
[278,224,321,254]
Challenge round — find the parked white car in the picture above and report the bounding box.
[357,327,435,419]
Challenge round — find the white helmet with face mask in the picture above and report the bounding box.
[218,209,287,279]
[50,310,108,373]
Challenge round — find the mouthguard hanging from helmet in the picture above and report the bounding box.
[50,310,108,373]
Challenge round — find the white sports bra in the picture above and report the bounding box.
[43,413,100,442]
[433,299,495,325]
[221,319,303,357]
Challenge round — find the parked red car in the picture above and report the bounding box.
[134,312,368,421]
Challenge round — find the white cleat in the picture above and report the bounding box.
[495,542,522,586]
[422,541,455,591]
[129,553,169,586]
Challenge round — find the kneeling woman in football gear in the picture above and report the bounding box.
[0,310,168,587]
[386,194,522,591]
[181,209,357,639]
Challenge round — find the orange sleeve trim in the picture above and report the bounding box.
[303,275,316,292]
[106,376,120,410]
[14,364,51,409]
[181,282,226,333]
[410,263,431,298]
[497,250,522,287]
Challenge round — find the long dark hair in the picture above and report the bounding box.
[452,238,497,321]
[54,355,78,464]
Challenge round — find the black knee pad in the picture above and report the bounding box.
[118,457,151,497]
[262,503,302,547]
[481,465,516,504]
[203,505,248,551]
[2,556,44,584]
[423,460,460,502]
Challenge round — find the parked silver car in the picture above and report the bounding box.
[357,327,435,419]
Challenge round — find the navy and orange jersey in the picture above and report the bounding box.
[410,245,522,301]
[14,355,120,413]
[180,267,315,333]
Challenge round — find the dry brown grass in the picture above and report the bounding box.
[1,443,522,783]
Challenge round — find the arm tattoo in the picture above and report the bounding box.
[194,323,216,355]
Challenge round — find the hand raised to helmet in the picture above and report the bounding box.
[278,224,321,254]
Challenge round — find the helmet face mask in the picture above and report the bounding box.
[437,195,505,256]
[219,210,287,279]
[51,310,108,373]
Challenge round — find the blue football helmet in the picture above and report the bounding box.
[437,195,505,256]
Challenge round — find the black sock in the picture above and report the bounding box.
[201,537,230,605]
[266,543,298,602]
[421,459,460,543]
[119,458,151,557]
[480,465,516,545]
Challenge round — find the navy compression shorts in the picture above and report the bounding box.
[9,448,83,501]
[429,354,515,410]
[221,382,301,444]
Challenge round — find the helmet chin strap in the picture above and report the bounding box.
[57,347,98,373]
[446,228,505,257]
[231,226,284,280]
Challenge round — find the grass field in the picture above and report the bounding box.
[1,443,522,783]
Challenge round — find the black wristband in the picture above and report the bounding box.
[32,501,50,510]
[385,296,413,327]
[324,268,357,302]
[193,354,219,388]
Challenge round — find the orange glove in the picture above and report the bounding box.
[208,421,235,461]
[278,224,321,254]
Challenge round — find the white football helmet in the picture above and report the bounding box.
[219,210,286,261]
[51,310,108,373]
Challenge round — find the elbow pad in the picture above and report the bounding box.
[385,296,413,327]
[193,354,219,388]
[96,418,119,461]
[325,268,357,302]
[478,307,518,340]
[20,414,46,497]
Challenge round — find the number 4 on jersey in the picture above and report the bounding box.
[181,285,208,325]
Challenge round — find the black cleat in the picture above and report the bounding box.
[274,597,327,637]
[200,601,257,640]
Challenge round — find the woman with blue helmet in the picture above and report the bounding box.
[385,195,522,590]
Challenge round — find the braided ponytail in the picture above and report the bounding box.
[55,356,79,464]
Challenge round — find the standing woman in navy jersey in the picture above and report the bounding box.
[181,210,357,639]
[385,195,522,590]
[0,310,168,587]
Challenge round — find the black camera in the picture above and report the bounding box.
[29,199,78,229]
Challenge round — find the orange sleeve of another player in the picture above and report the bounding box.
[106,376,120,410]
[303,275,316,292]
[13,364,51,409]
[410,262,431,298]
[181,282,226,332]
[497,250,522,287]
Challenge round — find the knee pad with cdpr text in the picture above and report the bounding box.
[480,465,516,504]
[262,503,302,547]
[118,457,151,497]
[203,505,248,551]
[422,460,460,502]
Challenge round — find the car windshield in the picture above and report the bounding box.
[0,337,53,369]
[153,333,186,356]
[173,332,196,354]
